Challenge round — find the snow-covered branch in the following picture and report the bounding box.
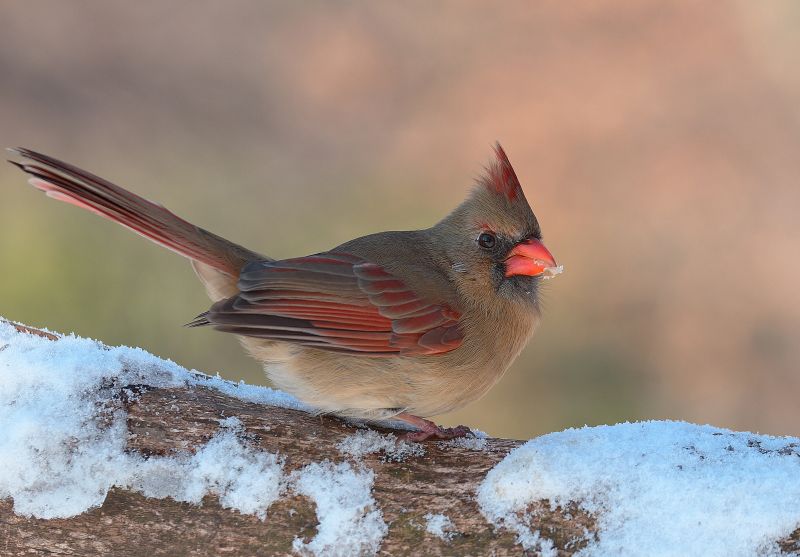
[1,318,800,556]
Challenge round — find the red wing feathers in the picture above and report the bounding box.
[200,252,463,356]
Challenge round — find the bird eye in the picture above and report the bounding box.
[477,232,496,249]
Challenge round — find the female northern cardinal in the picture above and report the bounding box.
[8,144,558,441]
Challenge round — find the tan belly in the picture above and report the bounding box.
[238,310,537,419]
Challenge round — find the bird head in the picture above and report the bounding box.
[434,143,558,309]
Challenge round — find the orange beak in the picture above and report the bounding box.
[504,238,557,277]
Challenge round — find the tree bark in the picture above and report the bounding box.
[3,320,799,556]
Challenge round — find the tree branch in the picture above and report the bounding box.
[4,319,798,556]
[0,319,594,556]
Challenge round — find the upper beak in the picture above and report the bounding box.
[504,238,557,277]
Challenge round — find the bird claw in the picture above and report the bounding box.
[392,412,473,442]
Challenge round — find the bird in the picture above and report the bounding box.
[8,144,559,441]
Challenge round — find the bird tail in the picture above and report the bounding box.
[8,147,264,277]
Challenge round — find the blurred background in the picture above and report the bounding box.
[1,1,798,439]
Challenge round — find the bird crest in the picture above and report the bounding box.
[484,142,523,201]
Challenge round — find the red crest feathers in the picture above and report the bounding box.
[485,142,523,201]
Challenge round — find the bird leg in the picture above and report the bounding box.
[393,412,472,442]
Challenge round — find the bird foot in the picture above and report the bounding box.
[393,412,472,442]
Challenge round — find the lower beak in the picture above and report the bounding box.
[504,239,558,277]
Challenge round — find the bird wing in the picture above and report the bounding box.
[192,251,463,356]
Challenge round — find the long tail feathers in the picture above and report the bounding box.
[7,147,265,277]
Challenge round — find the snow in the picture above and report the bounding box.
[131,417,285,519]
[194,373,309,412]
[0,321,289,519]
[8,319,800,556]
[438,429,489,451]
[425,512,456,541]
[478,420,800,557]
[337,429,425,461]
[0,320,390,555]
[291,461,387,557]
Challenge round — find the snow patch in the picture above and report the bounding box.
[0,321,294,519]
[337,429,424,461]
[291,461,387,557]
[194,373,309,412]
[478,420,800,556]
[438,430,489,451]
[130,418,285,519]
[0,321,389,554]
[425,512,456,541]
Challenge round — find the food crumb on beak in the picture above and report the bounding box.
[541,265,564,280]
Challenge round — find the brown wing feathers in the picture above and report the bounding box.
[197,252,463,356]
